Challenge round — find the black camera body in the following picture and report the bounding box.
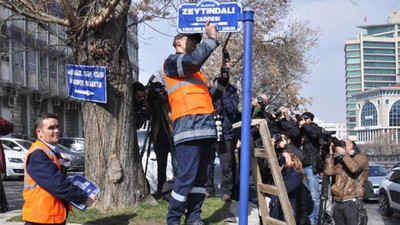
[272,108,282,117]
[220,66,230,80]
[257,96,263,105]
[332,137,346,149]
[214,114,224,142]
[146,81,166,108]
[273,133,282,142]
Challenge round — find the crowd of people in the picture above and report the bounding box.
[0,23,369,225]
[132,23,369,225]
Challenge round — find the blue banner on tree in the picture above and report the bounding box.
[66,64,107,103]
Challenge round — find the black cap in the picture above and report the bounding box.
[173,33,202,47]
[301,112,314,121]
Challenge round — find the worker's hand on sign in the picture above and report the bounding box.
[205,21,217,39]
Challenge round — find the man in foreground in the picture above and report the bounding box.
[23,113,95,225]
[326,139,369,225]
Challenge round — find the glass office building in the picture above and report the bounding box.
[345,10,400,140]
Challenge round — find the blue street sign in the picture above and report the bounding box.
[66,64,107,103]
[177,0,242,33]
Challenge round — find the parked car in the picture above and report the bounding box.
[364,163,388,200]
[58,137,84,153]
[0,138,32,153]
[2,144,25,179]
[57,144,85,171]
[378,165,400,217]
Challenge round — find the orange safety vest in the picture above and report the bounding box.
[163,70,214,122]
[22,140,72,224]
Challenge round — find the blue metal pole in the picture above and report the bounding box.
[239,8,254,225]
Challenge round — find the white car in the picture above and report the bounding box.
[378,165,400,217]
[0,138,33,153]
[2,144,25,178]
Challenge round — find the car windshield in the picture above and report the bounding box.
[369,165,388,177]
[57,144,72,151]
[16,140,33,149]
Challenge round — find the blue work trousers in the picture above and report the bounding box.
[304,165,320,225]
[167,139,213,225]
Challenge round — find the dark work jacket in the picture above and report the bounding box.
[214,84,239,141]
[163,37,228,145]
[300,122,323,173]
[270,167,303,223]
[26,147,88,212]
[284,143,305,163]
[278,118,301,147]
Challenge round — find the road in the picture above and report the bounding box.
[2,179,400,225]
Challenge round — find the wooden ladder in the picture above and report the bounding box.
[234,119,296,225]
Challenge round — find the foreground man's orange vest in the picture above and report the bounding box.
[163,70,214,122]
[23,140,72,224]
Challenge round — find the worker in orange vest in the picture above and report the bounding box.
[164,21,230,225]
[23,113,95,225]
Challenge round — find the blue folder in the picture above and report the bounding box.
[68,174,101,211]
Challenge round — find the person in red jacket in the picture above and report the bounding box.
[0,117,14,212]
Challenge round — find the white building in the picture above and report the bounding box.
[0,6,138,140]
[314,118,347,140]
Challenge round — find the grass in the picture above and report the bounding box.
[10,198,235,225]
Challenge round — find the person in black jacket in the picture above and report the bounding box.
[206,76,239,202]
[299,112,323,225]
[275,134,305,163]
[270,150,304,224]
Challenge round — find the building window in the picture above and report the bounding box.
[361,102,378,127]
[385,99,391,105]
[364,55,395,61]
[346,44,360,50]
[377,99,381,106]
[0,24,9,62]
[347,64,361,70]
[389,100,400,126]
[347,58,361,64]
[363,41,395,48]
[11,30,23,67]
[363,49,395,54]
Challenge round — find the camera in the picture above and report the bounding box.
[332,137,346,149]
[257,96,263,105]
[272,108,282,117]
[220,66,230,81]
[215,114,224,142]
[273,133,282,142]
[146,76,166,109]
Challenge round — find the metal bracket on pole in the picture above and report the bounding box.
[238,7,254,225]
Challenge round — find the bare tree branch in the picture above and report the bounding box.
[87,0,120,29]
[60,0,77,27]
[0,1,70,26]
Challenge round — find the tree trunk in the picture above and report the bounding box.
[74,1,148,210]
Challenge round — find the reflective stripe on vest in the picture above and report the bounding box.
[163,68,214,122]
[23,145,59,190]
[167,78,205,95]
[23,140,69,224]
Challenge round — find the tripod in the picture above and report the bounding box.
[317,172,333,225]
[139,99,177,183]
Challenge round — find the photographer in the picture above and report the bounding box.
[275,134,305,163]
[269,108,301,146]
[326,139,368,225]
[299,112,322,225]
[206,66,239,202]
[133,81,150,129]
[148,79,179,197]
[252,93,269,119]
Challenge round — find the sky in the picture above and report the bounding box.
[137,0,400,123]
